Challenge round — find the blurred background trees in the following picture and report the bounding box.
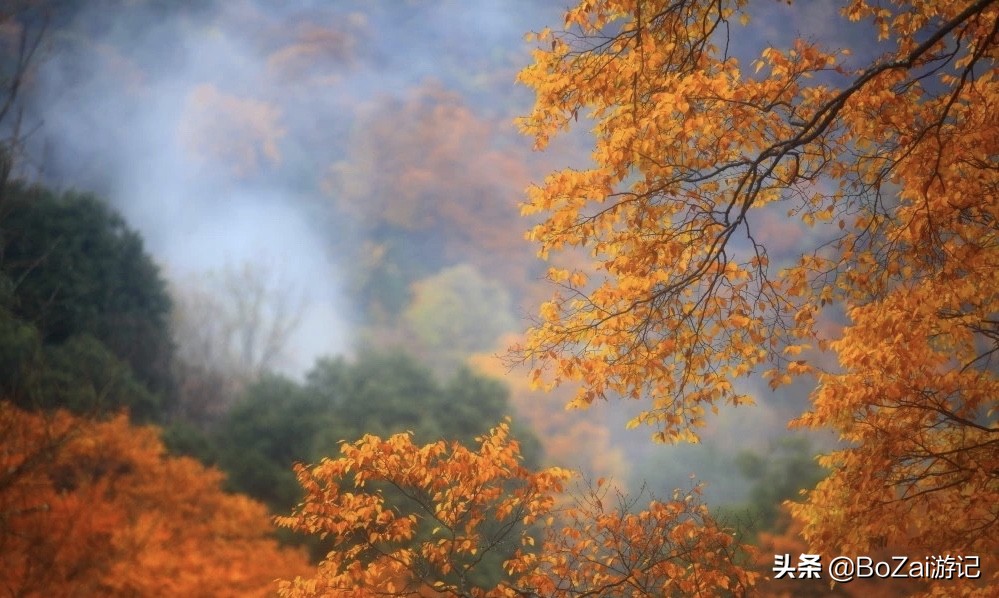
[169,261,304,424]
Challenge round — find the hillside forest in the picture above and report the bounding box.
[1,0,995,596]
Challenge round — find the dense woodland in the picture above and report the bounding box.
[1,0,996,596]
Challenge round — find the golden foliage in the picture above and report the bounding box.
[516,0,998,593]
[276,421,755,596]
[276,420,572,597]
[0,403,309,597]
[516,482,758,596]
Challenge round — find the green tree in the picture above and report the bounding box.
[0,223,162,422]
[441,367,533,454]
[315,351,441,445]
[214,374,334,512]
[34,335,161,420]
[311,351,542,469]
[0,182,175,404]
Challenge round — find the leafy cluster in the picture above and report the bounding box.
[277,422,756,597]
[0,403,309,597]
[516,0,998,594]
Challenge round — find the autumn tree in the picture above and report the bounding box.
[751,506,926,597]
[516,0,998,593]
[277,421,756,597]
[0,402,309,597]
